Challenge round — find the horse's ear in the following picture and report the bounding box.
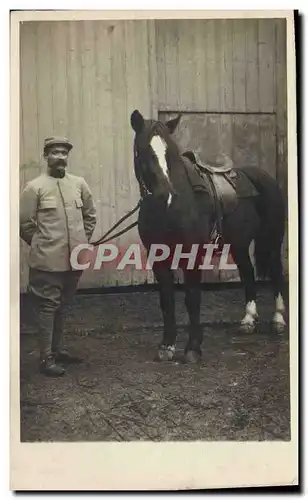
[165,114,182,134]
[131,110,145,133]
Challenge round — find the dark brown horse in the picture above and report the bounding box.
[130,109,286,363]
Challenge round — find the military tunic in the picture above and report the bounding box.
[20,172,96,271]
[20,171,97,361]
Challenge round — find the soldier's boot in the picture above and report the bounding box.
[55,350,83,364]
[32,296,66,376]
[52,307,83,365]
[40,355,66,377]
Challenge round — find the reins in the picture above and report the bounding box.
[90,199,142,246]
[90,123,203,248]
[90,148,222,248]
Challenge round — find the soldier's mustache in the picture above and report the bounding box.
[54,160,67,167]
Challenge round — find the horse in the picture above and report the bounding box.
[130,109,286,363]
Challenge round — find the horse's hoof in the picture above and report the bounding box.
[272,312,286,333]
[184,350,201,364]
[239,322,256,334]
[272,320,286,334]
[156,344,175,362]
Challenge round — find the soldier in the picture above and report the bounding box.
[20,137,97,377]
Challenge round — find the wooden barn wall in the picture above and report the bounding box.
[19,19,287,291]
[155,18,288,283]
[19,20,157,291]
[155,19,287,193]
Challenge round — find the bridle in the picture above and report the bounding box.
[90,130,154,247]
[133,120,172,199]
[90,122,176,247]
[133,141,151,198]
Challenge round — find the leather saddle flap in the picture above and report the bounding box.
[182,150,259,208]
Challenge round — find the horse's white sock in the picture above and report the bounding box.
[241,300,258,326]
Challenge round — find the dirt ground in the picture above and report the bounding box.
[20,285,290,442]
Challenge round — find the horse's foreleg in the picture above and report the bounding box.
[183,269,203,362]
[232,247,258,332]
[153,264,177,361]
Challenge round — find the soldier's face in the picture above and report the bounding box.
[45,146,69,177]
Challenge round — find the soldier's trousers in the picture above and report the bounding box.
[28,268,82,361]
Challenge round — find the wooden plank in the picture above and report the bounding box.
[163,20,180,111]
[136,20,152,116]
[79,21,99,189]
[20,22,40,176]
[124,20,153,285]
[214,20,223,113]
[194,20,207,110]
[50,21,68,137]
[66,21,84,174]
[177,19,196,111]
[259,115,277,178]
[245,116,260,168]
[79,21,101,290]
[123,19,138,204]
[205,20,219,111]
[89,20,116,288]
[110,21,131,286]
[94,20,115,231]
[147,19,158,118]
[75,21,102,289]
[35,22,53,165]
[78,21,115,286]
[20,22,39,291]
[275,19,288,196]
[130,20,153,284]
[258,19,275,112]
[219,19,234,112]
[245,19,259,112]
[232,20,247,112]
[155,20,167,110]
[126,20,147,285]
[274,19,288,278]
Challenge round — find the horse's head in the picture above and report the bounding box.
[130,109,182,205]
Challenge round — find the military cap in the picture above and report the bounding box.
[43,136,73,153]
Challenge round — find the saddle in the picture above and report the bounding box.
[182,150,259,241]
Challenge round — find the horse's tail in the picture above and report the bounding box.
[239,167,286,279]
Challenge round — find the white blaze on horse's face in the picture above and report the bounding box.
[150,135,172,206]
[150,135,168,176]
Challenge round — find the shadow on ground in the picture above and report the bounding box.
[20,286,290,442]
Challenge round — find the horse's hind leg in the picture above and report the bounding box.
[232,246,258,333]
[183,269,203,363]
[153,264,177,361]
[269,248,286,333]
